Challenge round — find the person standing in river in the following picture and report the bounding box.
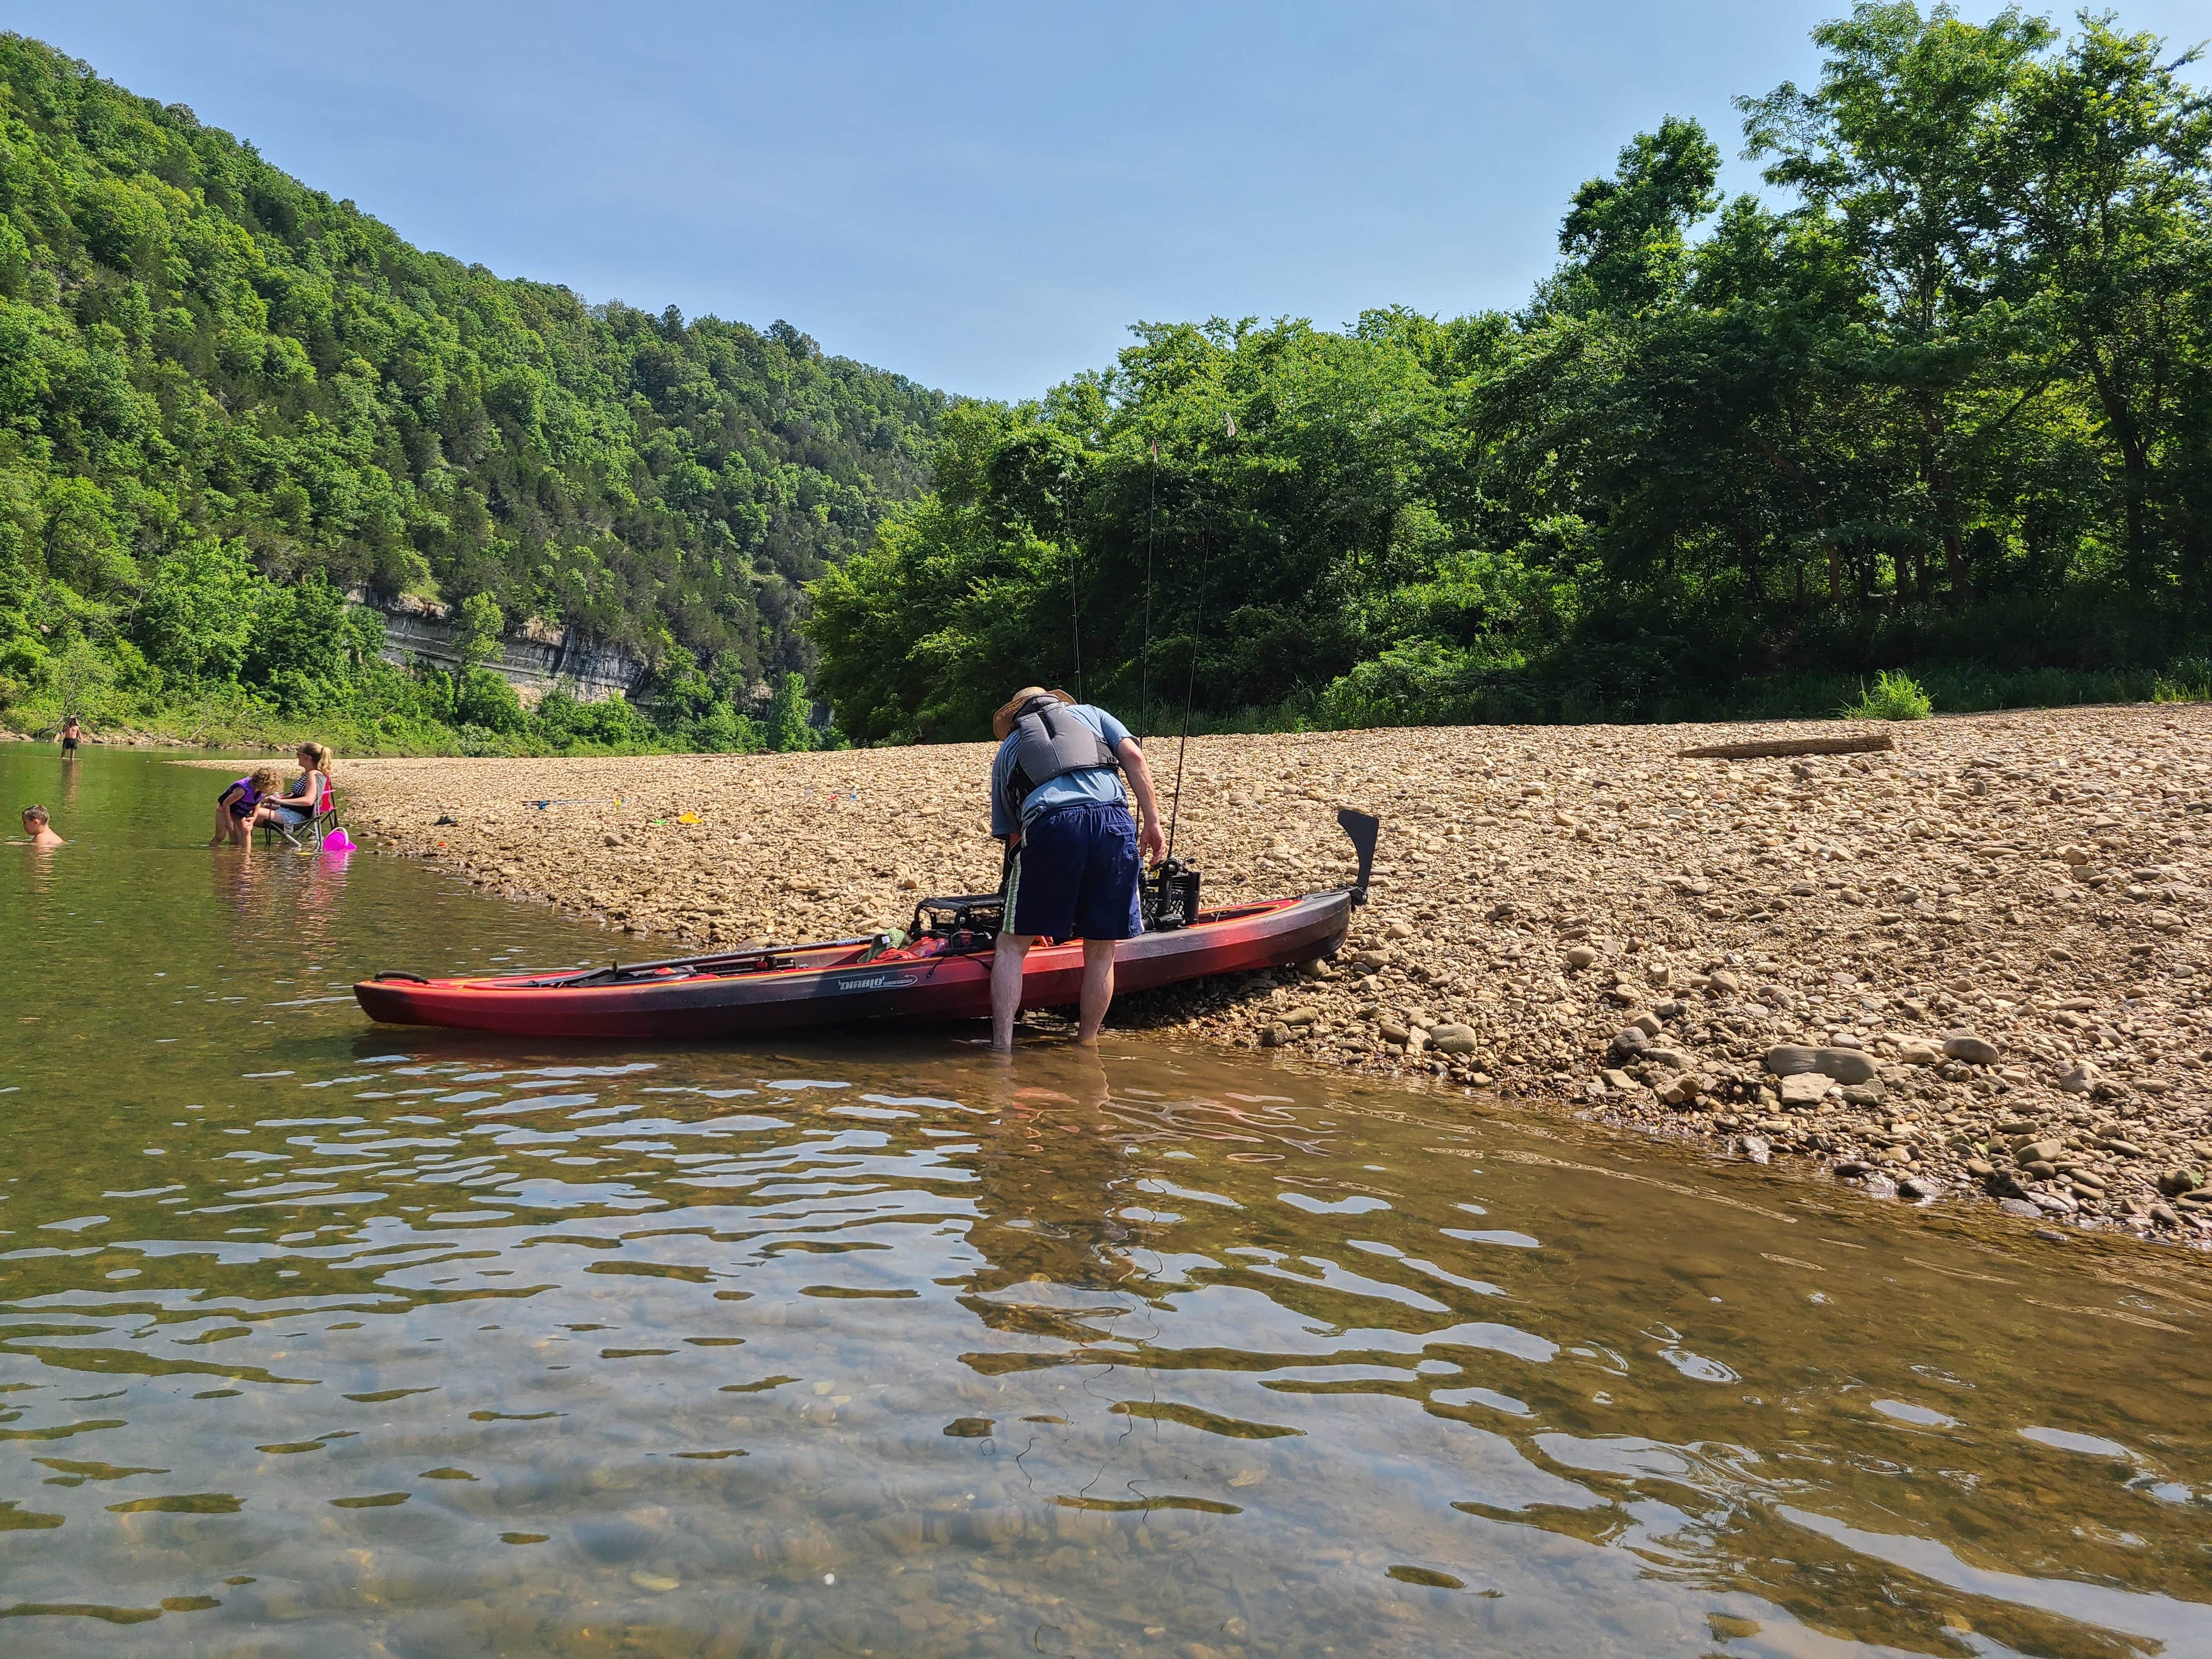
[58,714,82,756]
[988,686,1165,1053]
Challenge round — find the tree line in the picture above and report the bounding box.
[810,3,2212,741]
[0,31,939,749]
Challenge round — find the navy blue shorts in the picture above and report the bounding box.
[1005,803,1143,941]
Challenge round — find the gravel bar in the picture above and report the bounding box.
[329,706,2212,1246]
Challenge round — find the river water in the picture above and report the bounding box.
[3,746,2209,1658]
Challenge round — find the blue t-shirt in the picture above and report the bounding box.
[990,703,1133,837]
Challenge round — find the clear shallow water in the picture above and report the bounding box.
[3,748,2210,1658]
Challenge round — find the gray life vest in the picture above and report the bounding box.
[1002,698,1119,823]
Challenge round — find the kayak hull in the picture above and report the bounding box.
[353,891,1351,1039]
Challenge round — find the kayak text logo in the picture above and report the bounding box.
[833,970,923,994]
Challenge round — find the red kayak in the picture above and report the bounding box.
[354,810,1379,1040]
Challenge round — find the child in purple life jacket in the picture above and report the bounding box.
[210,768,277,848]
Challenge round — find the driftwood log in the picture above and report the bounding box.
[1677,732,1897,761]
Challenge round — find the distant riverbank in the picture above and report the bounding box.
[322,706,2212,1245]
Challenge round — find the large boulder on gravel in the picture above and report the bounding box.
[1763,1044,1878,1086]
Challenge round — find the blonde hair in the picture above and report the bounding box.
[249,767,278,793]
[21,804,48,825]
[296,742,334,775]
[991,686,1076,741]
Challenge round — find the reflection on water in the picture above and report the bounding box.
[4,750,2210,1657]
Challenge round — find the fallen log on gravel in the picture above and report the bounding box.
[1677,732,1896,760]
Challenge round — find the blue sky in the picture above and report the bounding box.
[12,2,2208,398]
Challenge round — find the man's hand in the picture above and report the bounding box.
[1116,737,1169,865]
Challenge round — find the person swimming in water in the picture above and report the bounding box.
[16,804,64,846]
[211,768,278,848]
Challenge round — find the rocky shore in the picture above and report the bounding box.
[327,706,2212,1245]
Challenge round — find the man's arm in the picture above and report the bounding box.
[1116,738,1167,863]
[989,745,1016,844]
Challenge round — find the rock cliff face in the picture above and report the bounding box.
[368,600,651,706]
[336,704,2212,1246]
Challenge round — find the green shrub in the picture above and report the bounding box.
[686,699,767,753]
[1319,641,1487,728]
[454,667,527,732]
[2152,657,2212,703]
[537,689,656,751]
[1841,670,1934,721]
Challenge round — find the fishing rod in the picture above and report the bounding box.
[1162,529,1208,869]
[1159,410,1235,870]
[1062,461,1084,704]
[1141,436,1158,736]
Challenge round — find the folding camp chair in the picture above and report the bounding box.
[265,780,344,853]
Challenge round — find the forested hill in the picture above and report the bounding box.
[0,31,943,733]
[810,4,2212,743]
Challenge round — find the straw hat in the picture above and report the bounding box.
[991,686,1075,740]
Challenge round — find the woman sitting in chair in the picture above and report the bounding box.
[253,743,334,839]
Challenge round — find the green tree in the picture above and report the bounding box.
[1738,1,2060,602]
[766,670,818,752]
[1558,115,1723,312]
[43,476,137,599]
[2006,16,2212,591]
[454,592,505,668]
[810,7,2212,736]
[133,538,259,681]
[48,635,114,721]
[0,29,944,751]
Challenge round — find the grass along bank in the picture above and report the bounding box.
[1144,658,2212,741]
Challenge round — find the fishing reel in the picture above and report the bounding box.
[1142,857,1201,933]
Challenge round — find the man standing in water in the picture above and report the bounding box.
[988,686,1165,1052]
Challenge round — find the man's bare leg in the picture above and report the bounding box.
[1075,938,1117,1045]
[991,933,1034,1053]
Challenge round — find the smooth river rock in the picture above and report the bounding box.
[1943,1032,2003,1067]
[1762,1044,1878,1086]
